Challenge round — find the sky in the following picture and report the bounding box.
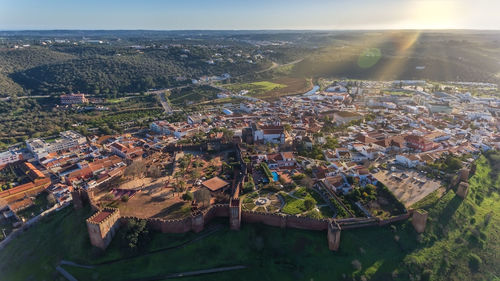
[0,0,499,30]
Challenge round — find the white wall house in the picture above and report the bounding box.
[395,154,421,168]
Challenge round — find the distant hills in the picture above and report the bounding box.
[1,30,499,97]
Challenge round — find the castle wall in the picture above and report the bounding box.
[241,211,283,227]
[457,182,469,199]
[123,204,231,234]
[286,215,328,230]
[411,209,428,233]
[146,217,193,233]
[87,208,120,249]
[241,211,329,231]
[377,213,411,226]
[327,221,341,251]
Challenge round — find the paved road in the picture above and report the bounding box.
[157,90,173,114]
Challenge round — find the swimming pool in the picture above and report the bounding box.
[271,171,279,182]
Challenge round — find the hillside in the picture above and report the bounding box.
[0,152,498,281]
[290,32,500,83]
[401,151,500,281]
[9,48,267,96]
[1,31,499,97]
[0,47,76,96]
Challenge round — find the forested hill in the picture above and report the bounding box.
[1,31,500,97]
[0,47,76,96]
[3,46,268,96]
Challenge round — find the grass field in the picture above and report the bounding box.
[222,81,286,95]
[221,77,312,100]
[401,152,500,281]
[1,152,499,281]
[106,97,128,104]
[280,187,331,218]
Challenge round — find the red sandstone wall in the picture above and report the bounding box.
[378,213,411,226]
[204,204,229,222]
[241,211,283,227]
[241,211,329,230]
[154,217,192,233]
[286,216,328,231]
[121,204,231,234]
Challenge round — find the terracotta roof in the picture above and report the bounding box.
[89,210,113,223]
[8,198,34,212]
[325,176,344,187]
[202,176,229,192]
[356,134,377,144]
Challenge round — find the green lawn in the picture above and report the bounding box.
[401,152,500,281]
[222,81,286,96]
[280,187,330,217]
[1,153,499,281]
[106,97,127,104]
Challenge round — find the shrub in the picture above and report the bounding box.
[243,177,255,193]
[120,218,150,251]
[292,173,305,182]
[421,269,432,281]
[304,198,316,210]
[305,209,321,219]
[330,198,348,218]
[468,253,482,272]
[295,187,308,198]
[121,195,129,202]
[182,191,194,201]
[260,163,273,182]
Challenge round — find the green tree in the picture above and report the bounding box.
[304,198,316,211]
[182,191,194,201]
[194,188,211,207]
[121,218,150,251]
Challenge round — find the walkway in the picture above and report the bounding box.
[127,265,247,281]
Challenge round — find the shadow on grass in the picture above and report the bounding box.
[437,195,462,227]
[151,202,186,218]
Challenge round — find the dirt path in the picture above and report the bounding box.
[127,265,247,281]
[256,58,304,73]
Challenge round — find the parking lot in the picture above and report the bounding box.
[373,168,443,207]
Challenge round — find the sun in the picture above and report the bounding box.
[404,0,459,29]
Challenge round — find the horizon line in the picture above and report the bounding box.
[1,28,500,32]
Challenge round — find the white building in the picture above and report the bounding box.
[150,121,172,135]
[395,154,422,168]
[253,125,285,144]
[0,150,23,166]
[26,131,86,160]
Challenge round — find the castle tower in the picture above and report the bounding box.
[71,189,84,209]
[327,220,341,251]
[411,209,428,233]
[456,182,469,199]
[459,168,470,182]
[229,198,241,230]
[86,208,120,249]
[191,211,204,233]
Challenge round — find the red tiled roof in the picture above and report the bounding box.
[90,210,112,223]
[202,176,229,192]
